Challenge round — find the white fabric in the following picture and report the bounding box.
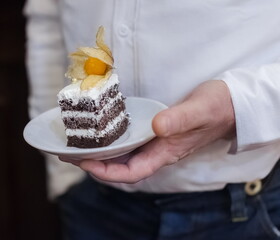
[24,0,86,199]
[25,0,280,197]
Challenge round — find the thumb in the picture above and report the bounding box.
[152,101,200,137]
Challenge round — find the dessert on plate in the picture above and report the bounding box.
[57,26,130,148]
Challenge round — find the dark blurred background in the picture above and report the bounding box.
[0,1,61,239]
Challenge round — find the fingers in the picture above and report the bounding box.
[152,102,201,137]
[59,156,80,166]
[152,80,227,138]
[78,138,177,183]
[79,152,152,183]
[59,152,132,169]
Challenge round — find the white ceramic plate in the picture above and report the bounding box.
[23,97,167,160]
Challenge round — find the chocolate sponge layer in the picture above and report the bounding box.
[67,117,129,148]
[62,99,126,130]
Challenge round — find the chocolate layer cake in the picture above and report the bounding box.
[58,74,129,148]
[57,26,129,148]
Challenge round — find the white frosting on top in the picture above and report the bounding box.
[57,73,119,105]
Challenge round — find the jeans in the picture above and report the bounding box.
[57,161,280,240]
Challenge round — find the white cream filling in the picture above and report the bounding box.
[65,111,126,138]
[58,73,119,105]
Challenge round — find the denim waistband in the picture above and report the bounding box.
[224,159,280,222]
[94,159,280,221]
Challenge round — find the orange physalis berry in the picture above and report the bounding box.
[84,57,107,75]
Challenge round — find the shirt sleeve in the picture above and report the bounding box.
[216,61,280,153]
[24,0,67,119]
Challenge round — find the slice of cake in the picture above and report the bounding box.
[57,26,130,148]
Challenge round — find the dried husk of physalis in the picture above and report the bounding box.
[81,70,112,90]
[66,26,114,90]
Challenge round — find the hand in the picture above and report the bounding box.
[60,80,236,183]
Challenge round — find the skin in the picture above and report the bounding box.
[60,80,236,183]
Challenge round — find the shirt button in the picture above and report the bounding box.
[118,24,129,37]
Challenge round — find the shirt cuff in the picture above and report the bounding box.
[215,62,280,153]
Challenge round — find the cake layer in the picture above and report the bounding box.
[65,111,128,137]
[58,85,120,112]
[62,99,126,130]
[67,117,129,148]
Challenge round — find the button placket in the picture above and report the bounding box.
[112,0,140,96]
[118,24,130,37]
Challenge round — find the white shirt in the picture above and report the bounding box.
[25,0,280,198]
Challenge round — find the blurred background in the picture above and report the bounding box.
[0,1,61,239]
